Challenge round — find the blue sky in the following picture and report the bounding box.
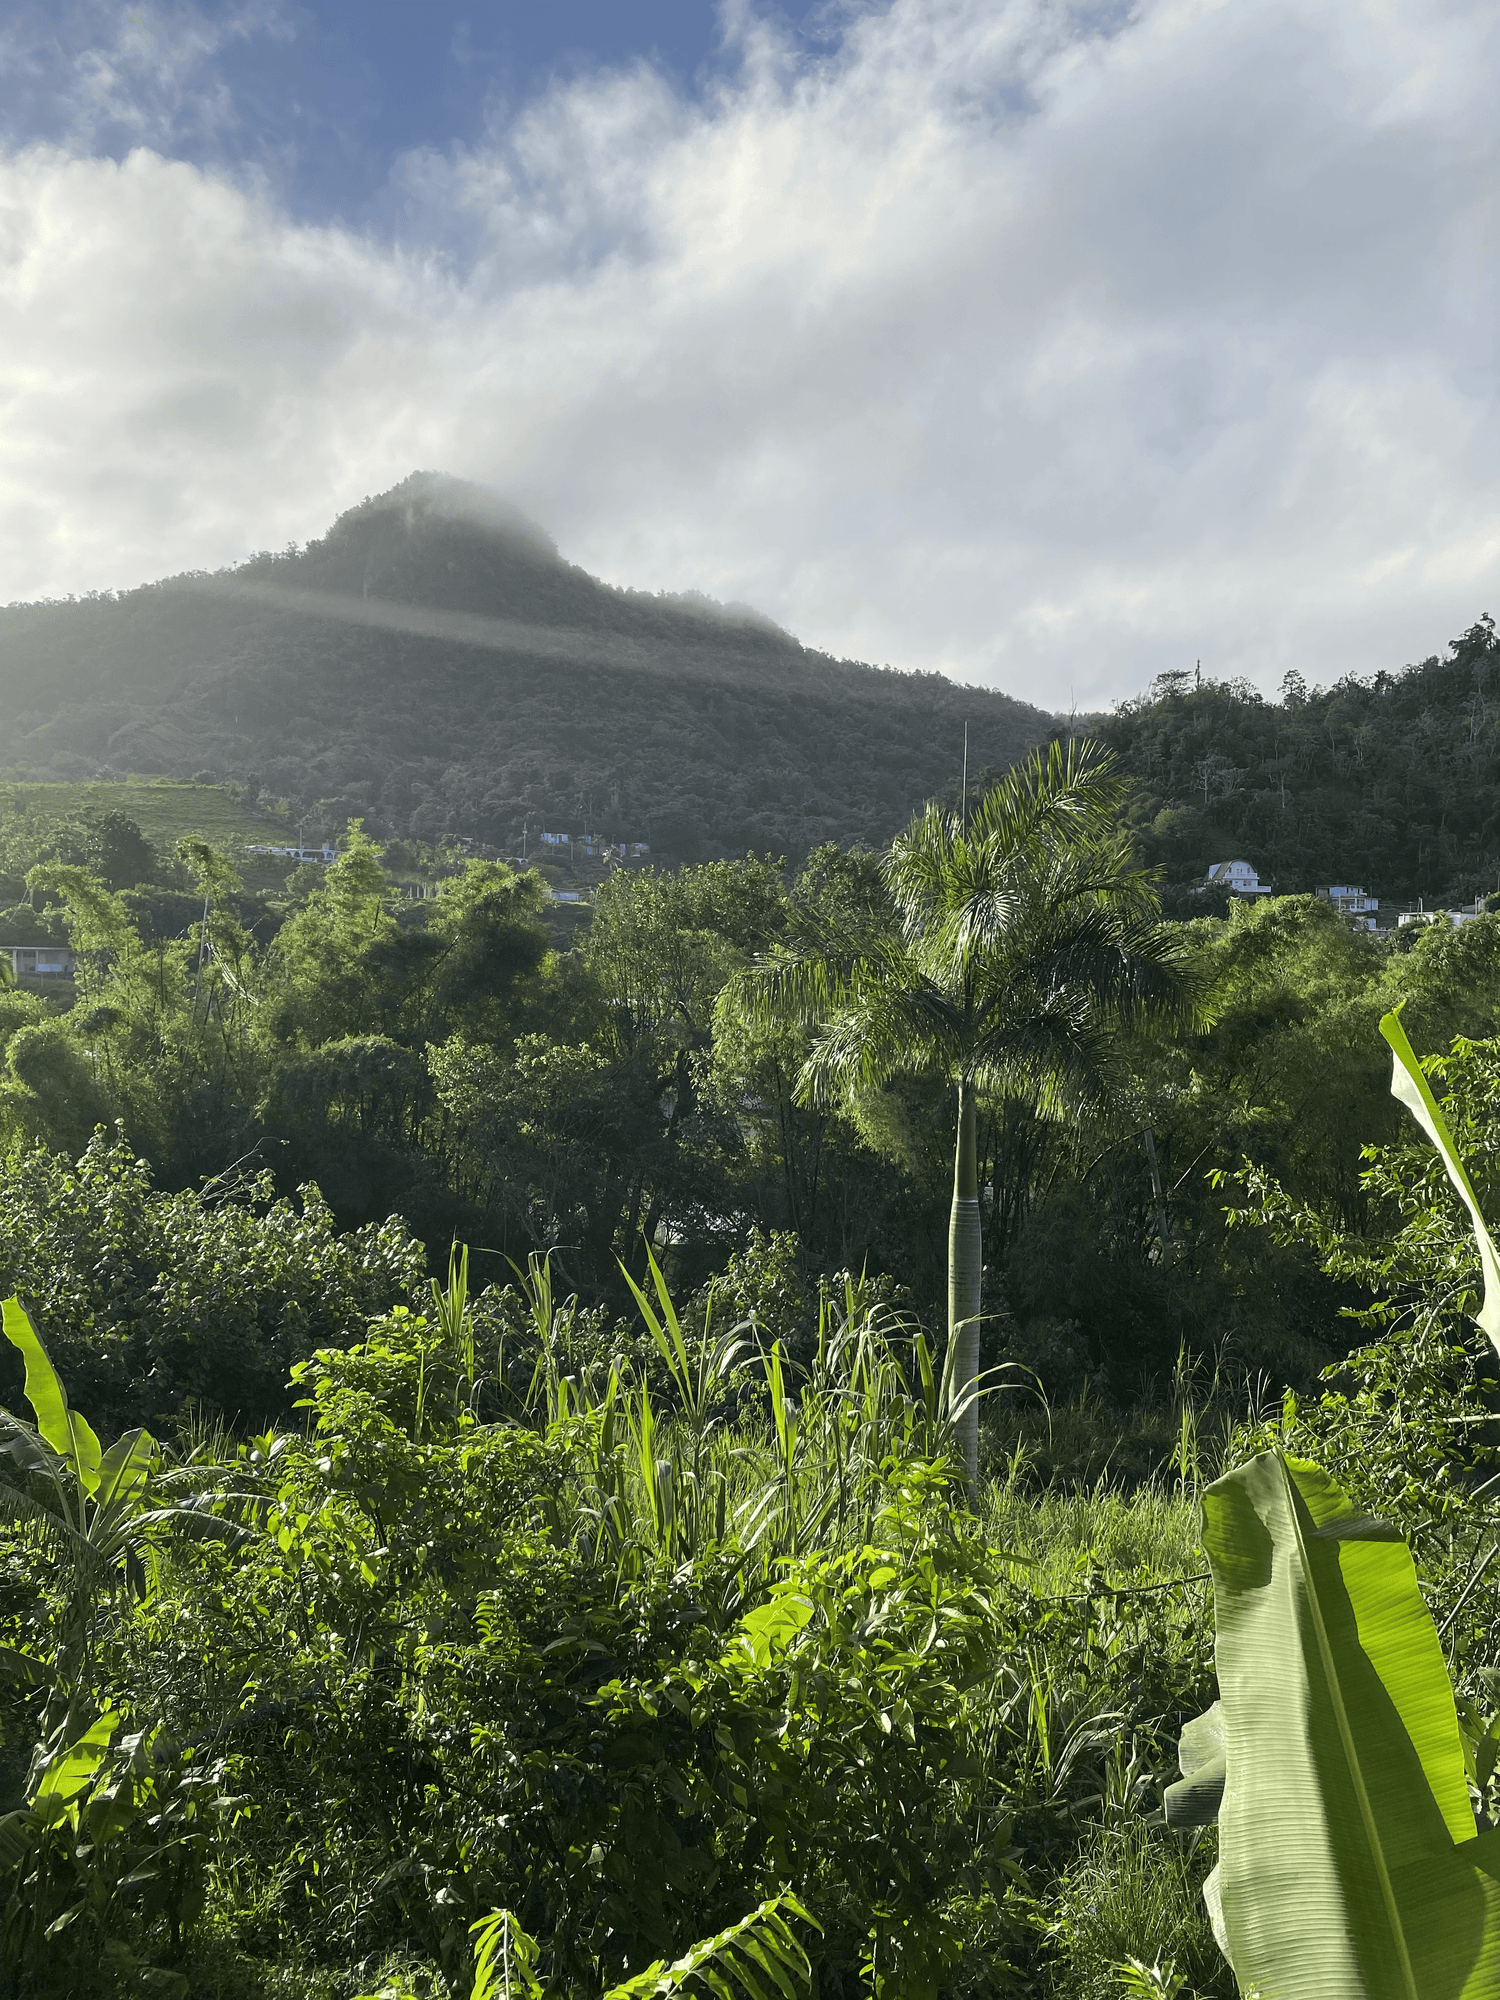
[2,0,1499,705]
[1,1,824,221]
[274,3,732,218]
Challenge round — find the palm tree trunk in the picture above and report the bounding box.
[948,1077,982,1495]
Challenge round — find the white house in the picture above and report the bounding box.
[1202,860,1272,896]
[1398,898,1489,929]
[1,945,76,979]
[1316,885,1380,929]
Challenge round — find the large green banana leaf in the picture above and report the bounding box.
[1379,1005,1500,1359]
[1171,1450,1500,1999]
[2,1296,103,1499]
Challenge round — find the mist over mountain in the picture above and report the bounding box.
[0,474,1055,860]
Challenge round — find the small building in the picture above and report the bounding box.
[1,944,76,979]
[1398,898,1489,930]
[245,843,336,865]
[539,831,569,847]
[1316,885,1379,929]
[1201,860,1272,897]
[549,889,583,904]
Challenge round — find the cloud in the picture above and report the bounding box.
[0,1,294,160]
[2,0,1499,706]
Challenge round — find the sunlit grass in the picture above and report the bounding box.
[979,1477,1205,1595]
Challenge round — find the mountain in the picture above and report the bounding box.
[0,473,1055,862]
[1094,616,1500,910]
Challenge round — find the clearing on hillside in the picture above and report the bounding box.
[0,779,305,890]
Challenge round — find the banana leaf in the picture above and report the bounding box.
[1176,1449,1500,1999]
[1379,1005,1500,1358]
[31,1710,119,1824]
[2,1297,102,1498]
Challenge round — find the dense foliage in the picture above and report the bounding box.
[5,1024,1500,1998]
[8,753,1500,1995]
[9,784,1500,1438]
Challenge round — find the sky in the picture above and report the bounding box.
[2,0,1499,709]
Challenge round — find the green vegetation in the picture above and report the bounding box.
[1096,615,1500,907]
[8,762,1500,1418]
[1148,1014,1500,2000]
[4,735,1500,1995]
[734,741,1198,1488]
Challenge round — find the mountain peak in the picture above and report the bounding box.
[330,473,560,561]
[274,470,567,619]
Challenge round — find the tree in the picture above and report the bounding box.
[91,811,157,891]
[731,741,1200,1488]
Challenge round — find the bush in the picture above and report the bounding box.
[0,1129,423,1432]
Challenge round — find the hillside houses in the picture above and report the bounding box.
[533,831,649,861]
[1197,861,1498,933]
[1397,897,1491,929]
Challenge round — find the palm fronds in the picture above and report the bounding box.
[464,1892,819,2000]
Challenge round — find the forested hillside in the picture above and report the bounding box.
[0,474,1053,862]
[1095,614,1500,908]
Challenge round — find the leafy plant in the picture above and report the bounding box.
[1166,1010,1500,1999]
[454,1890,817,2000]
[0,1297,157,1737]
[1379,1002,1500,1357]
[0,1298,233,1989]
[1169,1449,1500,1998]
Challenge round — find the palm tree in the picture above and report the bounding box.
[731,739,1201,1491]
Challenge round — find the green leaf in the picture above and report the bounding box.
[34,1711,120,1807]
[469,1908,544,2000]
[95,1427,153,1512]
[732,1592,815,1670]
[603,1893,817,2000]
[0,1416,61,1479]
[1202,1449,1500,1998]
[1380,1006,1500,1358]
[1,1297,101,1496]
[621,1245,692,1405]
[735,1936,802,2000]
[1163,1700,1223,1828]
[0,1646,56,1687]
[0,1809,33,1868]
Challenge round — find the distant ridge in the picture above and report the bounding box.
[0,474,1055,860]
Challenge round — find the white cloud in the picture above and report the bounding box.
[0,2,293,158]
[2,0,1499,706]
